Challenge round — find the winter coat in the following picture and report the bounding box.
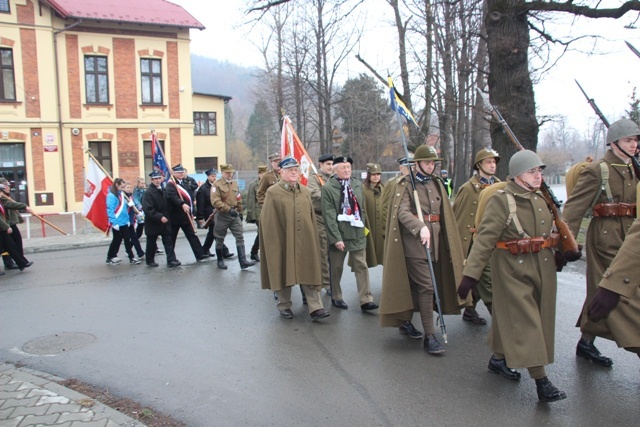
[106,191,130,228]
[142,184,171,236]
[165,179,196,226]
[245,179,261,223]
[363,182,385,266]
[321,176,367,252]
[463,181,558,368]
[259,181,323,290]
[195,180,215,221]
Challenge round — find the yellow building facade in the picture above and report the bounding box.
[0,0,227,213]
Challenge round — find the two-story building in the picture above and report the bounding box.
[0,0,228,212]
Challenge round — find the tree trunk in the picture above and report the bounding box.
[485,0,538,179]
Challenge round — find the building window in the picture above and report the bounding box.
[84,56,109,104]
[140,58,162,104]
[194,112,217,135]
[195,157,217,173]
[0,0,10,13]
[0,48,16,101]
[89,141,112,176]
[143,139,165,178]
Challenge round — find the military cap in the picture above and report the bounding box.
[319,153,334,163]
[279,157,300,169]
[149,170,163,179]
[333,156,353,165]
[171,164,186,172]
[440,169,448,175]
[220,164,235,173]
[205,169,216,176]
[258,165,268,173]
[268,152,282,161]
[366,163,382,174]
[397,155,415,165]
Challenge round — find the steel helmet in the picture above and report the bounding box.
[474,148,501,170]
[509,150,545,178]
[606,119,640,145]
[413,145,443,162]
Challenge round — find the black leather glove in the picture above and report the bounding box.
[228,208,238,218]
[554,251,567,272]
[588,287,621,322]
[457,275,478,300]
[562,249,582,262]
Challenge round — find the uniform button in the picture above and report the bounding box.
[518,259,523,264]
[394,238,398,242]
[544,258,547,261]
[541,220,545,224]
[464,237,468,241]
[539,208,542,211]
[624,278,630,284]
[534,197,538,200]
[470,213,474,216]
[603,230,608,234]
[473,201,477,205]
[466,225,470,228]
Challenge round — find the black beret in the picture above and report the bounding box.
[318,153,334,163]
[332,156,353,165]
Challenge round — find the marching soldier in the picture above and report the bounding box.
[381,155,414,230]
[321,156,378,312]
[245,165,267,262]
[362,163,385,266]
[452,148,501,323]
[379,145,467,354]
[0,182,33,271]
[458,150,568,403]
[195,169,217,257]
[259,157,330,321]
[563,118,639,368]
[165,164,208,262]
[142,171,180,267]
[211,164,255,270]
[307,154,334,293]
[256,152,282,206]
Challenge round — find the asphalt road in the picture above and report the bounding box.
[1,231,638,426]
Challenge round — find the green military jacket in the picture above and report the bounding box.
[321,176,367,252]
[0,195,26,226]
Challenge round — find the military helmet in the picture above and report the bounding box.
[509,150,545,177]
[474,148,500,170]
[606,119,640,145]
[413,145,443,162]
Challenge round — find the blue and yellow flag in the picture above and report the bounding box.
[388,76,418,127]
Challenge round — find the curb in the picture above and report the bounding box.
[0,363,146,427]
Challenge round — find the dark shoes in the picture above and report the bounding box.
[424,334,445,355]
[5,264,19,270]
[280,309,294,319]
[463,308,487,325]
[360,302,379,312]
[197,254,210,261]
[216,249,227,269]
[222,247,235,259]
[168,261,181,268]
[399,321,424,339]
[19,261,34,271]
[310,309,330,322]
[250,252,260,262]
[576,338,613,367]
[146,262,159,267]
[536,376,567,403]
[332,300,348,309]
[488,356,521,381]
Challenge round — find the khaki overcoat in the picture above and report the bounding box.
[245,178,261,223]
[379,175,468,327]
[362,182,385,266]
[582,217,640,349]
[562,150,637,329]
[452,175,501,256]
[463,181,558,368]
[259,181,323,291]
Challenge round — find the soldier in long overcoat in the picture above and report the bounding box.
[452,148,501,322]
[259,157,329,321]
[563,118,639,367]
[458,150,568,403]
[379,145,468,354]
[307,154,334,292]
[362,163,385,266]
[585,217,640,356]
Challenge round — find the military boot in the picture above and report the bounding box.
[222,244,235,259]
[535,377,566,403]
[237,246,255,269]
[216,248,227,269]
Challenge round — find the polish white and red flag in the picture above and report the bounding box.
[82,156,113,233]
[280,115,318,187]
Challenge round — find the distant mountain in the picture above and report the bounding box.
[191,55,261,117]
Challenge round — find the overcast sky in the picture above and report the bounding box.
[171,0,640,134]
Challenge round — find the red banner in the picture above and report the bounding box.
[280,116,317,186]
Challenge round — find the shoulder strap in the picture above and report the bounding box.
[504,191,529,238]
[590,162,612,208]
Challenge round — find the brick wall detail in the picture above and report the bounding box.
[113,38,138,119]
[72,129,84,202]
[0,37,15,47]
[66,34,82,119]
[167,41,179,119]
[30,128,45,191]
[16,0,35,25]
[116,128,140,183]
[170,128,181,165]
[20,28,41,118]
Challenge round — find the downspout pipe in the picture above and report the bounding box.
[53,19,82,212]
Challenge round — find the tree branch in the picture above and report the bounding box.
[524,1,640,19]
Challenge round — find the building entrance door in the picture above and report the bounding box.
[0,143,28,204]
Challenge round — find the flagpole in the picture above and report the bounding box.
[389,76,448,344]
[84,148,140,215]
[1,193,68,236]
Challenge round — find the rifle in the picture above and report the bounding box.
[625,41,640,60]
[390,77,448,343]
[575,80,640,182]
[477,89,581,260]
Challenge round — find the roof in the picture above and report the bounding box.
[43,0,205,30]
[193,92,233,102]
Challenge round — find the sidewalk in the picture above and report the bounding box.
[0,363,145,427]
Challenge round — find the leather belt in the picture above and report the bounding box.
[495,233,560,255]
[414,214,440,223]
[592,202,636,218]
